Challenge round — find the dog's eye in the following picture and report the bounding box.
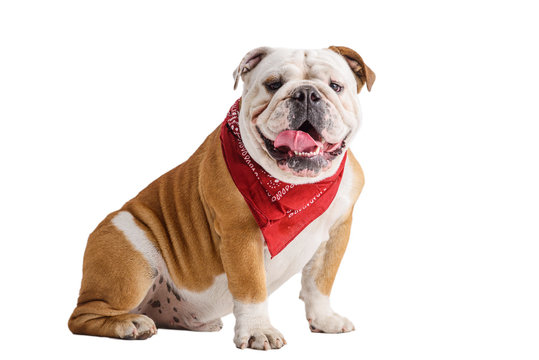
[329,82,343,93]
[265,81,283,91]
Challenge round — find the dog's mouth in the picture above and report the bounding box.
[257,122,346,177]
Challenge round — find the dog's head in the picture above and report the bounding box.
[233,46,375,184]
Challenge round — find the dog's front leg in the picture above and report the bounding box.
[300,211,355,333]
[218,216,286,350]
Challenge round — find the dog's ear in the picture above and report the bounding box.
[233,47,271,90]
[328,46,375,92]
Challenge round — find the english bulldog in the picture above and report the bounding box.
[68,46,375,350]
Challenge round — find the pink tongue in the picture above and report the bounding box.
[274,130,320,153]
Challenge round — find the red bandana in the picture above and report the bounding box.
[220,99,347,257]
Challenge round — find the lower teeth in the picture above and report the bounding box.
[293,150,318,157]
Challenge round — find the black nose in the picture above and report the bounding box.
[292,85,321,105]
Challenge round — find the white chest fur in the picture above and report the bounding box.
[263,157,357,294]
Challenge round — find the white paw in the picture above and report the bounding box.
[308,312,355,333]
[234,325,286,350]
[233,300,286,350]
[300,277,355,334]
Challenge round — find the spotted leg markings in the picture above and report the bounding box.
[130,271,223,332]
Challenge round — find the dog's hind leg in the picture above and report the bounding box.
[68,211,159,340]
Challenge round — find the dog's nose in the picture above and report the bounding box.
[292,85,321,106]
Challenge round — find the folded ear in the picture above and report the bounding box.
[233,47,272,90]
[328,46,376,92]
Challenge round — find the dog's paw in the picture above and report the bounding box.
[308,313,355,334]
[116,314,157,340]
[234,325,286,350]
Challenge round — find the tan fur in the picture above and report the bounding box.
[68,211,156,338]
[198,128,267,303]
[121,126,266,301]
[121,129,228,292]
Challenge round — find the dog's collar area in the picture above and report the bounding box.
[220,98,347,257]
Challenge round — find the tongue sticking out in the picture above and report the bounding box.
[274,130,321,154]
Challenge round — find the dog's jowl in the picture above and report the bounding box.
[68,46,375,350]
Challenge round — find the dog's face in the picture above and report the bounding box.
[234,46,375,184]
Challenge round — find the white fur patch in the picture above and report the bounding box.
[111,211,161,270]
[263,155,357,293]
[179,273,233,323]
[300,270,332,318]
[233,300,270,326]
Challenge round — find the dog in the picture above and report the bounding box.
[68,46,375,350]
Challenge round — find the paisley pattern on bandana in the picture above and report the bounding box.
[220,98,347,257]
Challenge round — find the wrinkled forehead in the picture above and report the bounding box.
[252,48,353,83]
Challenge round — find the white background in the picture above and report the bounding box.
[1,0,538,359]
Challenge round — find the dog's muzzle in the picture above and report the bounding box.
[257,85,346,176]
